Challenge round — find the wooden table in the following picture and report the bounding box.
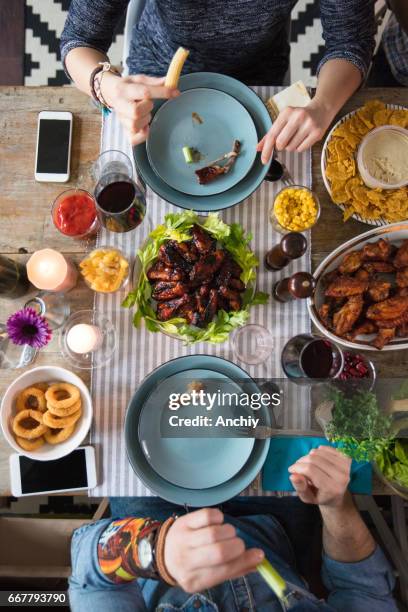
[1,86,407,496]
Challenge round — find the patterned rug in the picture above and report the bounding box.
[24,0,325,86]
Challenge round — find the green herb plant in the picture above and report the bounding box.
[326,388,393,462]
[122,211,269,344]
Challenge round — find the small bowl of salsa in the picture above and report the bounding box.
[52,189,99,239]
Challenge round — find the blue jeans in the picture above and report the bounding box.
[69,497,397,612]
[110,496,321,580]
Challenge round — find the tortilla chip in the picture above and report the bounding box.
[325,100,408,223]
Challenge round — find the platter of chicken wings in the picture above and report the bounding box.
[308,222,408,351]
[123,211,267,344]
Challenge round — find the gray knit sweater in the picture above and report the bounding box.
[61,0,376,85]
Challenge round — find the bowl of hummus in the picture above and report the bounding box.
[357,125,408,190]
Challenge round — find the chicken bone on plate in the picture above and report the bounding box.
[195,140,241,185]
[318,237,408,349]
[122,211,269,344]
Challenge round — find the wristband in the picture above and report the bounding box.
[155,516,178,586]
[89,64,104,104]
[94,61,121,109]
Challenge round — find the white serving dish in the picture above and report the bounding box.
[321,104,407,227]
[357,125,408,190]
[307,221,408,352]
[1,366,93,460]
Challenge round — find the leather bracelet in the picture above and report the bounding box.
[94,62,121,109]
[89,65,104,104]
[155,516,178,586]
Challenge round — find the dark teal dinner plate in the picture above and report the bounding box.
[124,355,270,506]
[146,88,258,196]
[133,72,272,212]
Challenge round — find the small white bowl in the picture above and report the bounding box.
[357,125,408,190]
[1,366,93,461]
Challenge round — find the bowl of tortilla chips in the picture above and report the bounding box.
[321,100,408,226]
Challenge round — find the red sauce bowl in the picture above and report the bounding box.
[52,189,99,239]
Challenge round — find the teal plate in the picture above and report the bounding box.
[125,355,270,506]
[138,368,255,489]
[133,72,272,212]
[146,88,258,196]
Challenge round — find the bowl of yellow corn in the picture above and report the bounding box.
[270,185,320,234]
[80,246,130,293]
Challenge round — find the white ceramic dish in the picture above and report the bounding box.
[308,221,408,352]
[321,104,407,227]
[357,125,408,190]
[1,366,93,460]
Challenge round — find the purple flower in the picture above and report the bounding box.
[6,308,52,349]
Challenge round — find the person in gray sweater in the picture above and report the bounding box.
[61,1,375,161]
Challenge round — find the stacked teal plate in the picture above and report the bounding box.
[125,355,270,506]
[147,88,258,197]
[133,72,272,212]
[138,369,255,489]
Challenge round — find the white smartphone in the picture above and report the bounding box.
[34,110,73,182]
[9,446,97,497]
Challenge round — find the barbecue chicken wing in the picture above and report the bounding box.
[362,239,393,262]
[190,250,225,283]
[362,261,395,274]
[191,224,216,254]
[372,327,396,350]
[156,295,192,321]
[325,276,368,298]
[366,296,408,321]
[152,281,188,301]
[147,261,185,282]
[339,251,363,274]
[333,295,364,336]
[394,240,408,269]
[368,280,391,302]
[396,268,408,288]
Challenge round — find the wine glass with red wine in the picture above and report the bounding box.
[94,150,146,233]
[281,334,344,384]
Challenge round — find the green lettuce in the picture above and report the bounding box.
[122,211,269,344]
[376,439,408,489]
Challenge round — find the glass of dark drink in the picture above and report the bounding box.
[281,333,344,384]
[94,150,146,233]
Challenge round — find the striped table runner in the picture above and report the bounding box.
[91,86,312,496]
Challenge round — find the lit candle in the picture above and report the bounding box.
[66,323,103,354]
[27,249,78,292]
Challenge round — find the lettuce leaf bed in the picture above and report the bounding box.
[122,211,269,344]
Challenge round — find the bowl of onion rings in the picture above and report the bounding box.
[1,366,93,460]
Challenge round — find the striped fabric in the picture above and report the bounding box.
[91,86,312,496]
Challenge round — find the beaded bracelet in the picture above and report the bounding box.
[90,61,121,115]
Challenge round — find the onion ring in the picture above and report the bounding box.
[43,407,82,429]
[45,383,80,409]
[16,387,46,413]
[33,382,49,393]
[44,424,75,445]
[46,398,81,417]
[15,436,45,451]
[12,410,48,440]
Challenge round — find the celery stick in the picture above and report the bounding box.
[182,146,194,164]
[257,559,288,603]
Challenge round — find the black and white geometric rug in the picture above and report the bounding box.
[24,0,325,86]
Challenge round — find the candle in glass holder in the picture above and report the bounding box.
[66,323,103,354]
[27,249,78,292]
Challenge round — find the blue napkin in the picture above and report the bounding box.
[262,437,372,494]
